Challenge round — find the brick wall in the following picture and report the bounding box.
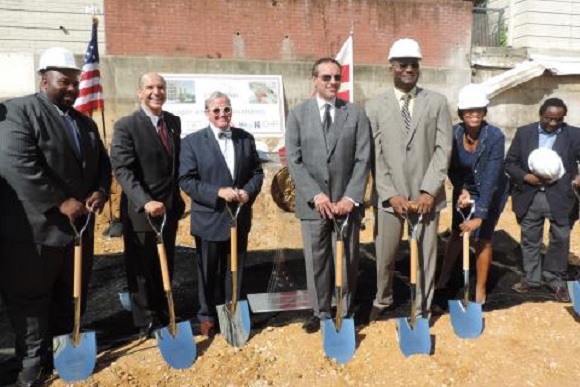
[105,0,472,67]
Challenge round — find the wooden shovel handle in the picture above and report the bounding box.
[463,231,470,271]
[335,240,344,286]
[231,226,238,273]
[410,238,418,286]
[73,244,82,298]
[157,242,171,292]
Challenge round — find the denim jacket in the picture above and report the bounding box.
[448,122,509,219]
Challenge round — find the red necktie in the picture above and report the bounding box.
[157,117,171,153]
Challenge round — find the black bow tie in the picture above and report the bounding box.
[218,130,232,139]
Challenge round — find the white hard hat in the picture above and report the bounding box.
[388,38,423,60]
[528,148,565,183]
[38,47,80,72]
[457,84,489,110]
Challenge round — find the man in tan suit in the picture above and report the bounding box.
[366,38,452,320]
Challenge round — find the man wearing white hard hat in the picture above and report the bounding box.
[0,47,111,385]
[506,98,580,302]
[435,84,509,307]
[366,38,452,320]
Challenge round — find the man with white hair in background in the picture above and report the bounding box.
[0,47,111,386]
[366,38,452,321]
[506,98,580,302]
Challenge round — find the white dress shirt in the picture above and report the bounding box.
[211,124,235,179]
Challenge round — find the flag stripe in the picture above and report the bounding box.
[74,21,104,114]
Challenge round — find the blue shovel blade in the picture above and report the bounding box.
[396,317,431,357]
[53,331,97,383]
[323,317,355,364]
[449,300,483,339]
[567,281,580,316]
[154,321,197,369]
[216,300,251,347]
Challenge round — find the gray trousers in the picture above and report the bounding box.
[374,210,439,316]
[520,191,569,287]
[301,213,361,319]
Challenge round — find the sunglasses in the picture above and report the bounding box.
[393,62,420,70]
[318,74,342,82]
[208,106,232,115]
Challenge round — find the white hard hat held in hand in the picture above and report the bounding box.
[388,38,422,60]
[528,148,565,183]
[38,47,80,73]
[457,84,489,110]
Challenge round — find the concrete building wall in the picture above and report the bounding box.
[0,0,106,54]
[488,0,580,50]
[105,0,473,68]
[0,0,106,99]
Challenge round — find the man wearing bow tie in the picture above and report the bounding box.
[110,73,185,337]
[179,91,263,337]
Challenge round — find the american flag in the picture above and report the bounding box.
[74,19,104,114]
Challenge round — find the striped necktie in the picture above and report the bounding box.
[401,93,412,133]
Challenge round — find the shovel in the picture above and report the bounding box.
[397,213,431,357]
[53,213,97,383]
[147,214,196,369]
[217,203,251,347]
[569,182,580,316]
[323,215,355,365]
[449,201,483,339]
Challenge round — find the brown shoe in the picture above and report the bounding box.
[554,286,571,303]
[200,321,216,337]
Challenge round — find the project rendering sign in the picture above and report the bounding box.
[161,73,285,138]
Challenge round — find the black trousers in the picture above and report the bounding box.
[122,217,178,329]
[0,236,93,374]
[194,232,247,323]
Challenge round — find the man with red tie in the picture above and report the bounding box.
[110,73,185,336]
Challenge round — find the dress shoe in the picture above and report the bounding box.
[200,321,216,337]
[553,285,571,303]
[301,316,320,334]
[512,278,541,294]
[138,321,156,339]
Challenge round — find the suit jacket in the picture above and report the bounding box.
[0,93,112,246]
[285,98,371,220]
[449,123,509,220]
[366,88,453,212]
[179,126,264,241]
[505,122,580,224]
[110,109,185,232]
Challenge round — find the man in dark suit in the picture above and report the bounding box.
[110,73,185,335]
[286,58,371,333]
[506,98,580,302]
[179,91,263,337]
[0,47,111,386]
[366,38,452,321]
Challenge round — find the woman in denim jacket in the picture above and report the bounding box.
[436,84,509,305]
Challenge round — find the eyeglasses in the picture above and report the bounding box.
[208,106,232,115]
[393,62,420,70]
[318,74,342,82]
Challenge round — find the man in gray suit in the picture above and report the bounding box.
[366,38,452,321]
[286,57,371,333]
